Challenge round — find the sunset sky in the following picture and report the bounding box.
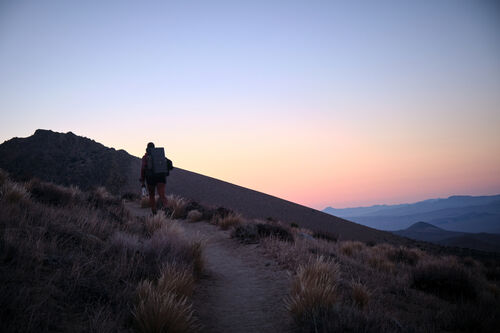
[1,0,499,209]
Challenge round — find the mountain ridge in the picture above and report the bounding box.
[0,129,402,244]
[324,195,500,233]
[394,221,500,253]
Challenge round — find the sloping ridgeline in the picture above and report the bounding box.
[0,129,403,244]
[0,129,141,195]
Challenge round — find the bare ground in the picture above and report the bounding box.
[127,202,296,333]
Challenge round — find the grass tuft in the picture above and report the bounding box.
[285,256,339,326]
[339,240,365,256]
[217,212,243,230]
[351,280,371,309]
[133,285,197,333]
[166,195,189,219]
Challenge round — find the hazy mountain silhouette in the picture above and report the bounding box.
[324,196,500,233]
[394,222,500,253]
[0,129,402,244]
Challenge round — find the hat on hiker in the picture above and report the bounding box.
[146,142,155,154]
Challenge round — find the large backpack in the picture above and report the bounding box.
[146,147,173,175]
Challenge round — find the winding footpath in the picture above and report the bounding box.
[126,202,296,333]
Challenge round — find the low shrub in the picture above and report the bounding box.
[187,210,203,222]
[214,207,234,219]
[256,223,294,242]
[339,240,365,256]
[367,254,395,273]
[411,259,479,302]
[89,186,121,208]
[1,179,30,203]
[27,178,82,206]
[386,246,420,266]
[290,222,299,228]
[232,223,259,244]
[312,230,338,243]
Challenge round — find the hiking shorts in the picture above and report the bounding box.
[146,173,166,186]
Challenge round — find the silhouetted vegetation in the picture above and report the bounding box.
[312,230,338,242]
[0,171,202,332]
[411,260,478,302]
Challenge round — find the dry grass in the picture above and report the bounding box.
[367,253,396,273]
[285,256,339,327]
[0,180,30,203]
[133,262,198,332]
[258,217,500,332]
[217,212,243,230]
[386,246,421,266]
[312,230,338,242]
[166,195,189,219]
[187,209,203,222]
[0,173,202,332]
[144,211,180,236]
[157,263,196,297]
[351,280,371,309]
[411,258,479,302]
[339,240,365,256]
[133,285,197,333]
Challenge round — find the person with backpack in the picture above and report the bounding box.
[140,142,174,215]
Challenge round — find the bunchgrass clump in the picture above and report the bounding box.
[285,256,339,327]
[217,212,243,230]
[166,195,189,219]
[351,280,371,309]
[339,240,365,256]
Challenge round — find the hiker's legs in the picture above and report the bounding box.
[157,182,168,208]
[147,183,157,214]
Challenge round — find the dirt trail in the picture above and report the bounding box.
[127,202,296,333]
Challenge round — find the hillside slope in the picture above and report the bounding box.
[0,129,401,244]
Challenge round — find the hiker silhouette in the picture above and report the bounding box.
[140,142,173,214]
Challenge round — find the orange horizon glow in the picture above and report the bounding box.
[1,1,499,210]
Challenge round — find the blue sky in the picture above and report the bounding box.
[1,0,499,208]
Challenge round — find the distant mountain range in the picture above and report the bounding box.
[323,195,500,234]
[393,222,500,253]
